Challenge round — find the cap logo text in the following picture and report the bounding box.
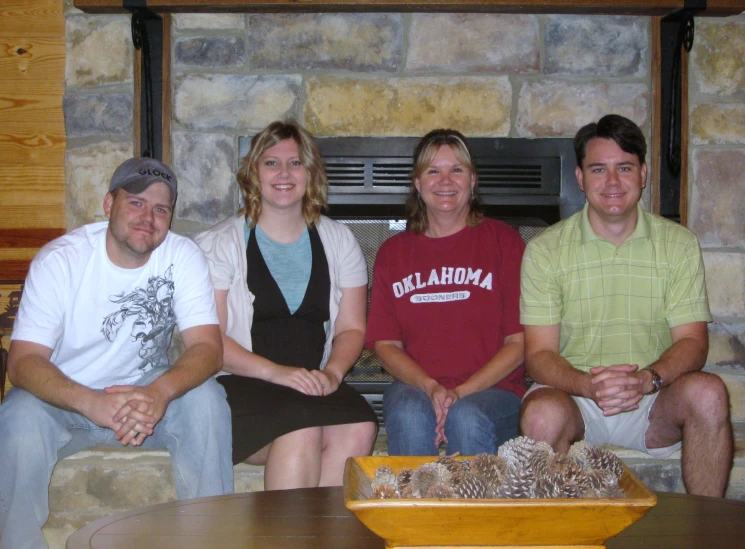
[138,168,172,182]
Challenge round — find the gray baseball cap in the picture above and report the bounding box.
[108,157,178,204]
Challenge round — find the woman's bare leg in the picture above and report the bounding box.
[319,421,378,486]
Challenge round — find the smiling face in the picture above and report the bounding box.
[415,144,475,225]
[103,181,173,268]
[257,138,308,216]
[576,137,647,233]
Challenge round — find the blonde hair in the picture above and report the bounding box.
[236,120,328,226]
[406,129,484,235]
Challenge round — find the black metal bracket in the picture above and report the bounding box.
[127,2,164,160]
[659,1,705,222]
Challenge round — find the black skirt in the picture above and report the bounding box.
[220,225,376,465]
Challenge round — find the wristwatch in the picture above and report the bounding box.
[646,367,664,394]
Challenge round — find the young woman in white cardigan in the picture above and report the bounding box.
[195,121,377,490]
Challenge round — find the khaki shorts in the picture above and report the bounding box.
[524,383,681,458]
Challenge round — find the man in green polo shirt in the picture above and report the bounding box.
[519,114,732,497]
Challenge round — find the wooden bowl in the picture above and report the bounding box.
[344,456,657,549]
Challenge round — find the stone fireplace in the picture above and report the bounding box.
[59,3,745,501]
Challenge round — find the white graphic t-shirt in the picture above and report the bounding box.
[12,222,218,389]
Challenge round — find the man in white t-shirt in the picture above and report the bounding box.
[0,157,233,549]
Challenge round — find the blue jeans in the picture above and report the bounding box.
[0,367,234,549]
[383,381,520,456]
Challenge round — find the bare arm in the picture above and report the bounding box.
[214,289,325,396]
[311,285,366,393]
[638,321,709,393]
[455,332,524,398]
[8,340,156,438]
[525,324,595,397]
[143,323,223,401]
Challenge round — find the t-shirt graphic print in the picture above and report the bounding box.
[101,265,176,375]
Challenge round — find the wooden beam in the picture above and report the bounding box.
[0,228,65,249]
[73,0,745,17]
[0,260,34,282]
[1,1,65,36]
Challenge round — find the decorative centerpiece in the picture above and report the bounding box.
[344,437,656,549]
[369,438,626,500]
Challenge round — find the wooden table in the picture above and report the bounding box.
[67,487,745,549]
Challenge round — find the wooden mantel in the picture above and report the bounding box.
[74,0,745,16]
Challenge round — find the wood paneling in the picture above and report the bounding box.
[72,0,745,16]
[0,166,65,197]
[0,249,45,262]
[0,78,64,96]
[0,260,36,282]
[0,1,65,37]
[0,38,66,82]
[0,206,65,229]
[0,185,66,207]
[0,125,66,165]
[0,228,65,248]
[0,0,66,283]
[0,93,63,123]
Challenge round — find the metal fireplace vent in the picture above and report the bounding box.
[237,136,583,220]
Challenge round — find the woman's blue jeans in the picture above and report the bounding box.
[383,380,520,456]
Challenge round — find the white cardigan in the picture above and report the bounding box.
[194,215,368,370]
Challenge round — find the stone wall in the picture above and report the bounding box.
[688,14,745,461]
[62,9,651,231]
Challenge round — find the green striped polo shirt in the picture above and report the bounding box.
[520,203,711,373]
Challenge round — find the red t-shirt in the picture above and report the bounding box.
[366,218,527,398]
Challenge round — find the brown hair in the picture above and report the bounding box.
[405,128,484,235]
[236,120,327,226]
[574,114,647,168]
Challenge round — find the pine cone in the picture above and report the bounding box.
[469,453,508,489]
[450,471,493,499]
[371,483,398,499]
[424,481,457,499]
[396,468,414,497]
[546,454,584,478]
[371,465,397,490]
[410,462,451,498]
[526,449,553,477]
[436,454,468,474]
[581,469,619,492]
[498,436,553,471]
[498,467,536,498]
[535,476,567,498]
[568,442,625,480]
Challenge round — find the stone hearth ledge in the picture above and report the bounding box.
[42,423,745,549]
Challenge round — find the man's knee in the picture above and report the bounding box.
[520,389,578,438]
[165,378,230,434]
[0,390,62,444]
[674,372,730,424]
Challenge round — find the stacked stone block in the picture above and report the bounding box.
[64,3,134,230]
[689,13,745,501]
[166,13,651,229]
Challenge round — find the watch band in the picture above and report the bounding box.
[646,367,663,394]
